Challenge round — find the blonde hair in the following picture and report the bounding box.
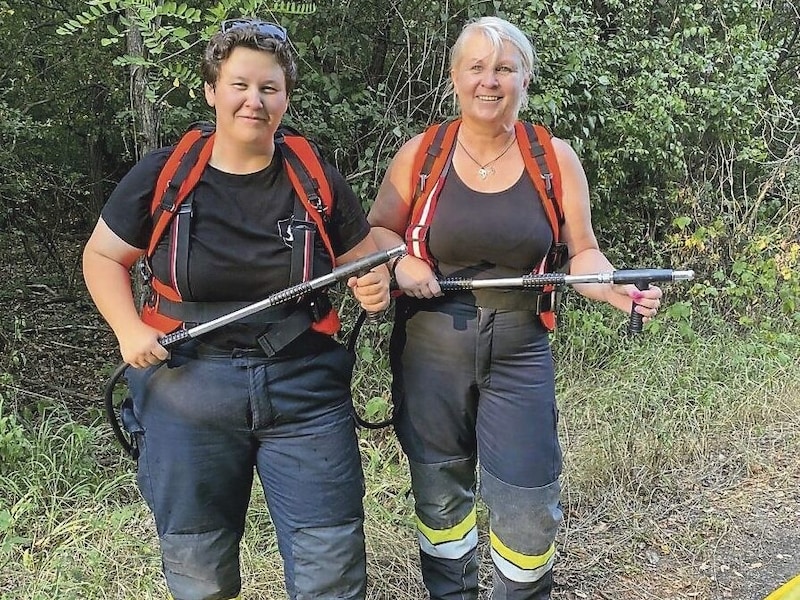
[447,16,537,113]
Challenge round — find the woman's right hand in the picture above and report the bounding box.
[83,218,168,368]
[118,320,170,369]
[394,254,442,298]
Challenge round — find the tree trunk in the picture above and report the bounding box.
[126,15,159,158]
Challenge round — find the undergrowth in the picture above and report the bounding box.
[1,314,798,598]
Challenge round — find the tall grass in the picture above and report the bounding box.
[557,325,799,504]
[1,318,798,599]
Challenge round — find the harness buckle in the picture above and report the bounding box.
[535,289,561,314]
[308,293,332,322]
[138,258,153,285]
[160,179,182,212]
[137,259,156,308]
[542,173,553,193]
[307,192,326,217]
[256,296,330,357]
[545,242,569,272]
[419,172,429,193]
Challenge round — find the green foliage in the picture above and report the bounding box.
[507,0,781,246]
[679,226,800,329]
[56,0,320,153]
[0,0,129,266]
[0,95,89,286]
[665,143,800,331]
[284,0,459,205]
[0,385,31,477]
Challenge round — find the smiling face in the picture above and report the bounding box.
[204,46,289,149]
[451,30,530,126]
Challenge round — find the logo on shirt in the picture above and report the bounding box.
[278,217,294,247]
[278,217,316,248]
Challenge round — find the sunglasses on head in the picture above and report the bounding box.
[220,18,288,41]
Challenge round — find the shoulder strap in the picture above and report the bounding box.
[406,119,461,263]
[276,130,341,334]
[278,131,336,272]
[148,129,215,257]
[517,123,566,332]
[517,122,564,242]
[409,119,461,221]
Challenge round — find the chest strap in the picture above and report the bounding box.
[157,292,330,326]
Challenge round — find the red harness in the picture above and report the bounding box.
[406,119,566,330]
[140,125,340,335]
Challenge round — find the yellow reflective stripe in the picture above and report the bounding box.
[491,547,554,583]
[419,527,478,560]
[764,574,800,600]
[416,506,477,545]
[489,530,555,571]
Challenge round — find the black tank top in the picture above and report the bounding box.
[428,168,553,309]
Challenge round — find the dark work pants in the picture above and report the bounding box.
[126,332,366,600]
[390,297,563,600]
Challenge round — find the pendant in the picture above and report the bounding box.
[478,167,490,179]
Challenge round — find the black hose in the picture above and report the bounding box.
[103,362,134,457]
[347,310,394,430]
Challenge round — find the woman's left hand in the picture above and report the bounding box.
[613,284,663,322]
[347,270,391,313]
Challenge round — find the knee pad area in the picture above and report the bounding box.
[480,468,561,583]
[408,458,479,560]
[291,519,366,599]
[160,529,241,600]
[408,457,476,526]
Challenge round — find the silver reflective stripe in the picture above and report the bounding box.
[418,525,478,560]
[490,545,555,583]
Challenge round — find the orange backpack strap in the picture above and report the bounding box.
[517,122,566,332]
[516,122,564,242]
[148,129,215,257]
[406,119,461,264]
[141,128,215,333]
[277,131,340,335]
[278,132,336,272]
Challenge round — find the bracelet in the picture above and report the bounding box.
[388,252,408,281]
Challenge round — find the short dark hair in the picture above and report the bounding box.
[201,22,298,94]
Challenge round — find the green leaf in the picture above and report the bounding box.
[673,216,692,230]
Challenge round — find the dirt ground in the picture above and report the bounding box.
[553,444,800,600]
[2,232,798,600]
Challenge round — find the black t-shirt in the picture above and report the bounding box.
[102,142,370,347]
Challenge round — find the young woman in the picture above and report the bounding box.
[83,18,388,600]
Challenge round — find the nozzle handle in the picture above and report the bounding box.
[627,280,649,335]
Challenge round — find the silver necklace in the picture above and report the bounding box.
[457,135,517,180]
